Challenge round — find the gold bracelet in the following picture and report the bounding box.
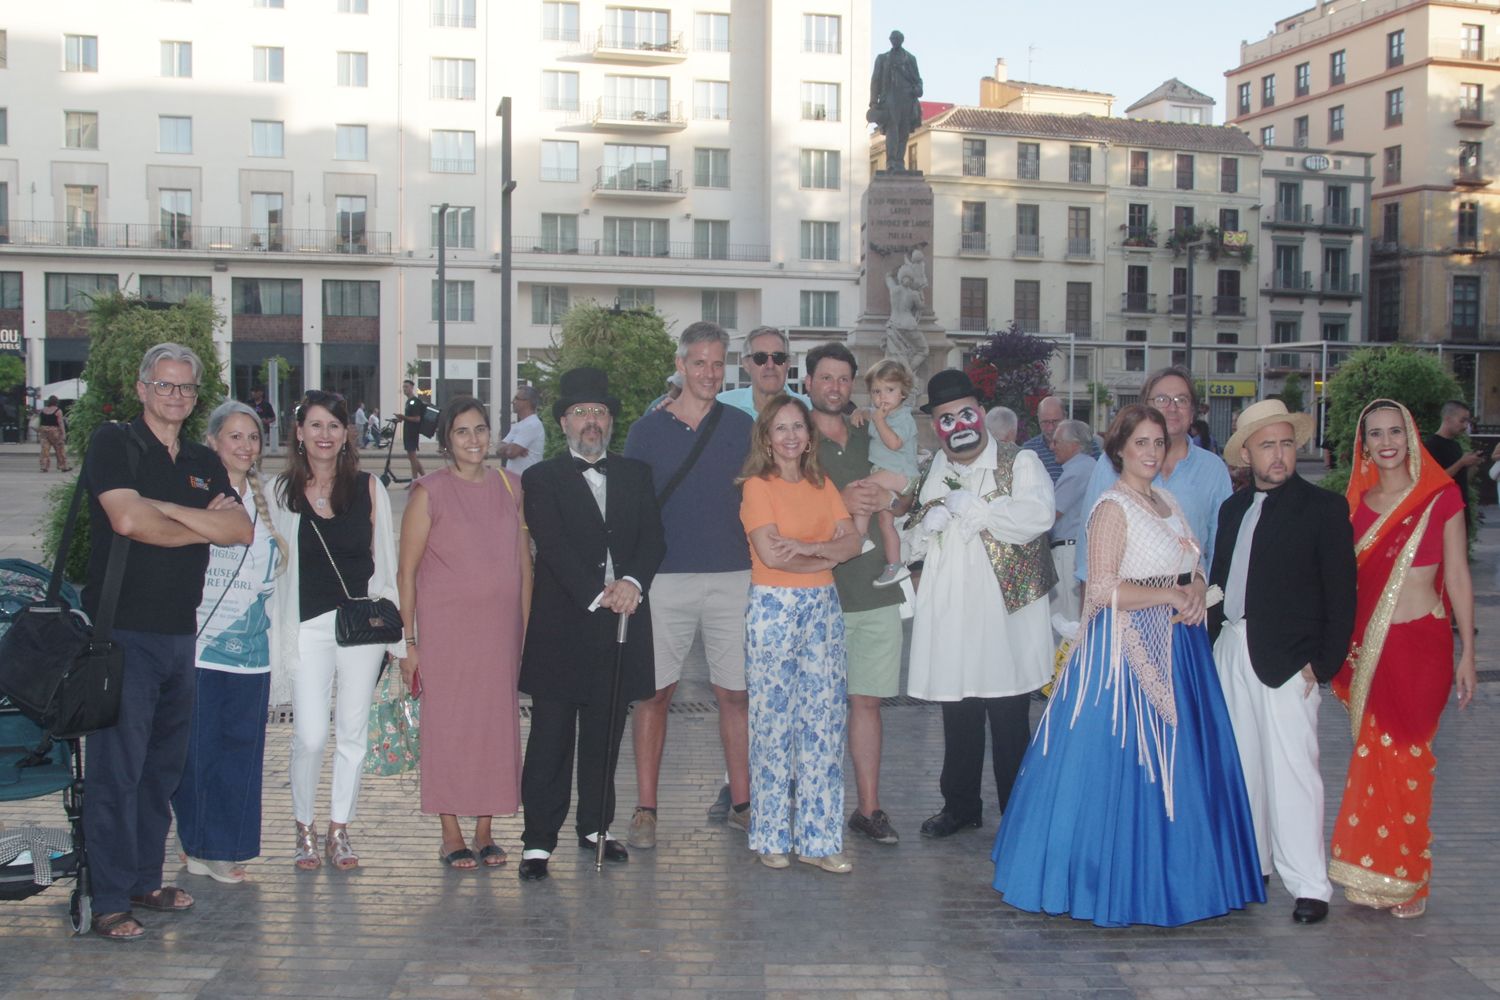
[404,637,417,646]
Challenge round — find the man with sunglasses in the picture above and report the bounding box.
[717,327,809,418]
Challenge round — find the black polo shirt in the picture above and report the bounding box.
[82,418,235,635]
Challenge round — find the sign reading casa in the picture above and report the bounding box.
[1205,379,1256,398]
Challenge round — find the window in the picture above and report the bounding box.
[426,57,475,101]
[1374,276,1400,340]
[339,0,369,11]
[1452,275,1481,335]
[431,205,475,248]
[961,201,986,242]
[963,138,986,177]
[618,287,654,311]
[1461,140,1483,181]
[540,213,578,253]
[532,285,568,324]
[46,273,117,311]
[64,186,99,244]
[324,280,379,317]
[960,277,988,331]
[251,119,283,156]
[335,195,367,248]
[1462,23,1484,61]
[1215,270,1241,315]
[1236,82,1251,116]
[431,130,476,173]
[1261,125,1276,147]
[803,14,840,53]
[695,147,729,188]
[1175,154,1194,190]
[1067,207,1090,257]
[1294,62,1310,97]
[1017,142,1040,180]
[431,0,476,28]
[1382,202,1400,244]
[1,273,20,311]
[601,143,669,190]
[1386,88,1403,127]
[0,30,7,70]
[800,149,840,189]
[1129,150,1148,186]
[0,109,6,146]
[161,41,191,78]
[1330,49,1346,86]
[1458,202,1481,248]
[1294,116,1309,147]
[431,280,475,322]
[1219,208,1240,233]
[337,51,367,87]
[694,80,730,120]
[799,290,838,327]
[1065,282,1092,336]
[1173,206,1195,232]
[1125,329,1147,372]
[1015,204,1040,255]
[1220,157,1238,193]
[336,124,368,161]
[1126,203,1150,242]
[694,219,729,259]
[542,70,579,111]
[253,46,284,83]
[603,217,668,256]
[604,74,670,119]
[1329,105,1345,141]
[64,111,98,149]
[158,115,192,153]
[1261,74,1275,108]
[1384,145,1402,185]
[140,275,210,304]
[1066,145,1091,184]
[1217,351,1238,375]
[1014,280,1040,329]
[800,82,840,121]
[250,192,283,247]
[229,277,300,316]
[64,35,98,72]
[800,221,838,261]
[695,12,729,52]
[543,2,579,41]
[701,290,736,329]
[1461,83,1484,121]
[1387,29,1404,68]
[540,140,579,182]
[1273,245,1303,288]
[602,8,668,49]
[159,189,192,246]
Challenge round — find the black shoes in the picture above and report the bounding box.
[1292,898,1329,924]
[918,810,982,838]
[518,857,550,881]
[578,837,629,863]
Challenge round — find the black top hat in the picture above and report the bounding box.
[552,367,622,420]
[919,369,980,414]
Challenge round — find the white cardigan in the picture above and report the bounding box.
[267,472,404,705]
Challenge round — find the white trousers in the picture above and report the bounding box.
[1048,544,1081,623]
[290,610,386,825]
[1213,620,1333,902]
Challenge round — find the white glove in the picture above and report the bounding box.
[944,489,981,518]
[920,504,952,535]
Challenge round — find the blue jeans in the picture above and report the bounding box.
[172,669,270,863]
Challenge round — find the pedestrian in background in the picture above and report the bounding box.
[1048,418,1095,622]
[37,395,69,472]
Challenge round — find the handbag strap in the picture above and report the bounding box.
[45,479,87,605]
[306,516,355,601]
[91,427,145,642]
[657,401,724,508]
[196,504,256,640]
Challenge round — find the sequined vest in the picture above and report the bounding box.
[905,441,1058,613]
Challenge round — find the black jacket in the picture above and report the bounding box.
[1208,473,1356,687]
[518,452,666,704]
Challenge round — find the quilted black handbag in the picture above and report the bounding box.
[306,518,402,647]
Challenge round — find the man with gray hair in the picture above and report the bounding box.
[1048,419,1095,621]
[82,342,254,940]
[717,326,809,417]
[496,383,545,475]
[985,406,1018,444]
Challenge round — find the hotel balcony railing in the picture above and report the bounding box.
[1213,295,1246,316]
[513,235,770,262]
[593,166,685,194]
[1013,234,1043,258]
[1322,205,1362,228]
[430,9,476,28]
[1,220,391,255]
[1457,165,1490,185]
[1321,273,1362,295]
[1167,293,1202,315]
[594,28,685,55]
[1269,270,1315,293]
[1268,203,1314,226]
[591,98,687,127]
[1064,237,1095,259]
[430,157,476,174]
[1120,292,1157,313]
[959,231,990,255]
[1430,40,1500,63]
[1457,104,1492,124]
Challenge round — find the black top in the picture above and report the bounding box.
[1423,433,1470,515]
[298,472,374,621]
[82,418,236,635]
[38,409,61,428]
[252,398,275,428]
[403,395,424,447]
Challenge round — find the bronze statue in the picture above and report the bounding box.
[868,30,924,173]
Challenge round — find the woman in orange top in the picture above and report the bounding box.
[738,394,863,874]
[1328,400,1476,918]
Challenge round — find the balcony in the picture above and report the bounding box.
[1430,39,1500,64]
[513,235,769,262]
[592,166,686,198]
[1013,234,1043,258]
[958,231,990,256]
[1064,237,1095,260]
[1322,205,1362,230]
[1122,226,1157,249]
[1213,295,1246,316]
[0,220,392,256]
[1167,293,1202,316]
[1449,322,1499,341]
[590,27,687,62]
[1266,270,1314,294]
[589,98,687,131]
[1321,272,1362,297]
[1266,203,1314,228]
[1456,165,1491,186]
[1457,105,1493,128]
[1120,292,1157,314]
[430,158,476,174]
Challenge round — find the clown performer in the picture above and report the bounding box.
[901,369,1057,839]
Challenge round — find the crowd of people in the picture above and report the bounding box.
[67,334,1479,940]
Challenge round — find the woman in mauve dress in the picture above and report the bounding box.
[397,395,532,869]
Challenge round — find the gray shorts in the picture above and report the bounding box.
[648,571,750,691]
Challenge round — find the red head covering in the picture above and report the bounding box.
[1345,399,1453,569]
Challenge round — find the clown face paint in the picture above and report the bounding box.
[935,404,984,454]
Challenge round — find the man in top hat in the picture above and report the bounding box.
[1208,398,1356,925]
[901,369,1057,838]
[516,367,666,881]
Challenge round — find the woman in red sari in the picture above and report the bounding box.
[1329,400,1476,918]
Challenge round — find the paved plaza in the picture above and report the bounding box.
[1,446,1497,999]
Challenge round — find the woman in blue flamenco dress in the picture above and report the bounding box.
[992,404,1263,927]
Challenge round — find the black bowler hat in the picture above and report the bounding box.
[919,369,980,414]
[552,367,622,420]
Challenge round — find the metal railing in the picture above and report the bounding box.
[1014,234,1043,257]
[1431,39,1499,63]
[1323,206,1361,228]
[430,9,476,28]
[1213,295,1246,316]
[1270,270,1314,292]
[1065,237,1094,259]
[594,28,684,54]
[430,84,476,100]
[0,219,392,255]
[959,231,990,254]
[594,166,684,194]
[1120,292,1156,313]
[512,235,769,262]
[1167,293,1202,315]
[1270,203,1314,224]
[1458,104,1489,122]
[430,157,476,174]
[1321,273,1362,294]
[592,98,686,126]
[1458,166,1489,183]
[540,166,579,182]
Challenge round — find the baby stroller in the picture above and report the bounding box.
[0,558,91,934]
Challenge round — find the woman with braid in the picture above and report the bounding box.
[172,401,287,883]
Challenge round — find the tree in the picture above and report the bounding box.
[42,291,227,581]
[518,301,676,458]
[1280,372,1305,414]
[0,355,23,394]
[963,322,1056,439]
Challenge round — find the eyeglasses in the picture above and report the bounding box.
[1150,394,1192,410]
[142,380,200,398]
[748,352,789,367]
[567,405,610,420]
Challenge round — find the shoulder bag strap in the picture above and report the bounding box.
[306,517,355,601]
[91,427,145,642]
[45,478,87,605]
[657,401,725,508]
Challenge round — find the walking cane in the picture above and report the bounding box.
[596,609,631,872]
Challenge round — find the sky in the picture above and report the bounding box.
[869,0,1298,120]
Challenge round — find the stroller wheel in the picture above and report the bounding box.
[69,884,91,935]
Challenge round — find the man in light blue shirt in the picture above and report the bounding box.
[1075,366,1231,584]
[1050,419,1095,621]
[717,326,810,417]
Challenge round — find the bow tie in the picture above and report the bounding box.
[574,456,607,475]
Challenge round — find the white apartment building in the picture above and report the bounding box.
[0,0,870,427]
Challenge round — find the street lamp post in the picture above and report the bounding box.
[1182,237,1215,373]
[436,202,449,410]
[496,97,515,439]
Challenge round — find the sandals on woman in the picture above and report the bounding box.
[474,843,507,867]
[326,826,359,870]
[440,846,478,869]
[294,822,321,871]
[1392,897,1427,919]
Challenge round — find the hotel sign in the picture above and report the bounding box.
[1303,154,1331,171]
[0,328,22,356]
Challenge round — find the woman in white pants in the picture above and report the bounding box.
[270,390,403,870]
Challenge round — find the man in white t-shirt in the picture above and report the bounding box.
[497,385,545,475]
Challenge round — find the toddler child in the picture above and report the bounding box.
[859,359,918,587]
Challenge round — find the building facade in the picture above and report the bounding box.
[0,0,870,429]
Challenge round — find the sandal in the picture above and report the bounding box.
[439,847,477,869]
[474,843,508,867]
[91,911,145,941]
[326,826,359,870]
[1392,898,1427,919]
[294,822,321,871]
[129,886,194,912]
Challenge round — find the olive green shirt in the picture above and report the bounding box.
[817,421,905,614]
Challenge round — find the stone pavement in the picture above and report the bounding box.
[0,448,1497,999]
